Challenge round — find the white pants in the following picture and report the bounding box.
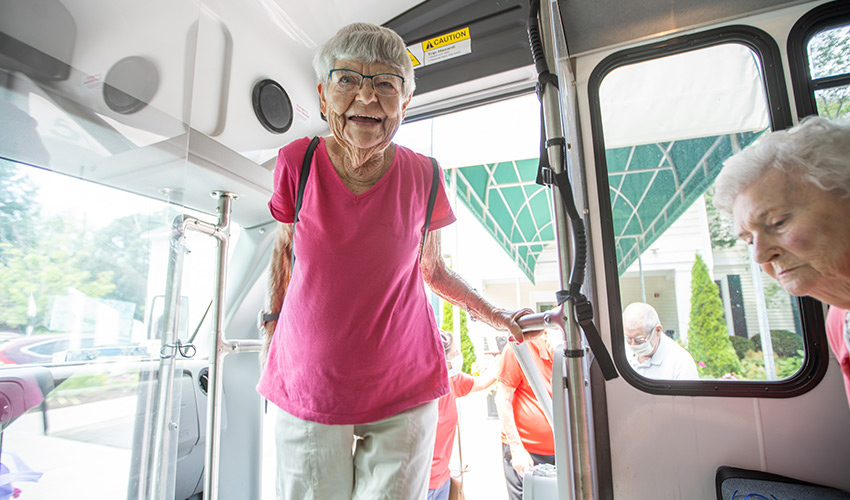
[274,400,438,500]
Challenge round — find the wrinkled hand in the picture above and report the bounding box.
[510,444,534,476]
[505,308,543,344]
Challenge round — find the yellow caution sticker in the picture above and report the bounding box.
[406,27,472,69]
[423,27,470,51]
[407,48,422,67]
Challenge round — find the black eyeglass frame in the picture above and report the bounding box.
[328,68,406,95]
[625,326,658,346]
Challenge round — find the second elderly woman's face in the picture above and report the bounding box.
[733,169,850,303]
[318,59,411,153]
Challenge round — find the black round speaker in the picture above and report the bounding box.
[103,56,159,114]
[252,79,293,134]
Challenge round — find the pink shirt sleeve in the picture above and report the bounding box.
[826,306,850,410]
[426,160,455,232]
[268,137,314,223]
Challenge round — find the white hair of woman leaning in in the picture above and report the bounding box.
[713,115,850,408]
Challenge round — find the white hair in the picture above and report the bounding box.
[714,115,850,215]
[313,22,415,97]
[622,302,660,335]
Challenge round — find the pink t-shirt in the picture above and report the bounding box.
[429,372,474,489]
[257,137,457,425]
[825,306,850,410]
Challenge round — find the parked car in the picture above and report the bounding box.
[0,334,146,365]
[0,331,23,347]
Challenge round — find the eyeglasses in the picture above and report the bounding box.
[328,69,405,97]
[625,328,656,345]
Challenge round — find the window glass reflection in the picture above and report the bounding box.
[0,160,226,498]
[600,43,803,381]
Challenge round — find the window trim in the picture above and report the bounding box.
[588,25,828,397]
[787,0,850,120]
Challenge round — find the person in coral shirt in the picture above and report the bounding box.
[496,333,555,500]
[427,331,497,500]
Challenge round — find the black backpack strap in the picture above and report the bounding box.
[291,136,320,271]
[419,157,440,264]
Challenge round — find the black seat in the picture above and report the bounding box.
[716,466,850,500]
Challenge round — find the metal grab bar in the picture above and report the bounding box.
[140,212,192,500]
[140,191,249,500]
[525,0,598,498]
[202,191,236,500]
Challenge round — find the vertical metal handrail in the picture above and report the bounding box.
[199,191,235,500]
[144,194,236,500]
[196,191,263,500]
[529,1,597,498]
[143,213,191,500]
[141,190,267,500]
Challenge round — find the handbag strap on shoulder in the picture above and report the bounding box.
[419,157,440,264]
[291,136,321,271]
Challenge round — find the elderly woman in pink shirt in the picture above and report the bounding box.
[257,22,536,500]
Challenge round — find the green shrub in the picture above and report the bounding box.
[687,254,742,378]
[442,300,476,373]
[738,349,804,380]
[776,350,804,378]
[739,350,767,380]
[751,329,803,358]
[729,335,756,360]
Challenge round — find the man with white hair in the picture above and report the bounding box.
[622,302,699,380]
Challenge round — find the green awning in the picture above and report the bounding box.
[608,130,765,275]
[446,158,554,283]
[447,129,767,282]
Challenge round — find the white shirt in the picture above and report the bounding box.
[628,333,700,380]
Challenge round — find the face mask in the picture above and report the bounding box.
[447,354,463,377]
[627,331,656,357]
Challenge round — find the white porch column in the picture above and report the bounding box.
[673,268,693,342]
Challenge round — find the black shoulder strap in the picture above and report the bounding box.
[419,157,440,264]
[291,136,320,270]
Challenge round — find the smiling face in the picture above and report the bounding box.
[732,169,850,306]
[318,59,411,155]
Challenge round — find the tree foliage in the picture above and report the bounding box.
[0,161,40,258]
[0,163,162,332]
[809,26,850,119]
[704,188,738,250]
[79,213,162,321]
[687,254,742,377]
[0,220,116,330]
[442,300,477,373]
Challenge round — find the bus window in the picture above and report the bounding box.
[590,29,825,395]
[0,157,233,497]
[807,24,850,118]
[788,0,850,120]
